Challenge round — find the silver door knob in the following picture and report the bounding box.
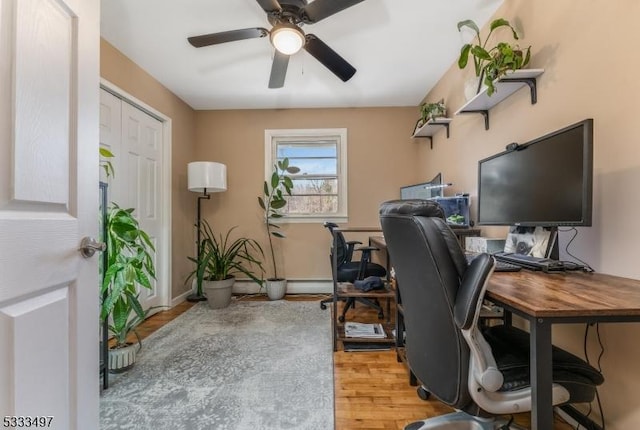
[79,236,106,258]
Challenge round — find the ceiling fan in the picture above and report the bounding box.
[187,0,367,88]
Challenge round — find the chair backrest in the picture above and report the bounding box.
[379,199,474,411]
[323,222,349,266]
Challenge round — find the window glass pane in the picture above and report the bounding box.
[267,129,345,219]
[276,142,337,158]
[291,178,337,195]
[284,195,338,215]
[284,158,337,176]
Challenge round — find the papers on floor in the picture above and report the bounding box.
[344,322,386,338]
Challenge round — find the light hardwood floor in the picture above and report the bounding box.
[133,295,574,430]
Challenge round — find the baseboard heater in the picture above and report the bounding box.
[233,279,332,295]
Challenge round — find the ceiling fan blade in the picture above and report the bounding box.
[188,27,269,48]
[302,0,366,23]
[255,0,282,13]
[304,34,356,82]
[269,50,290,89]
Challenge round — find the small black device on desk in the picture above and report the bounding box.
[493,252,581,272]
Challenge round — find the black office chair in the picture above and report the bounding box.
[320,222,387,322]
[379,199,603,430]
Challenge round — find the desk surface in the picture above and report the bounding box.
[372,234,640,319]
[488,270,640,318]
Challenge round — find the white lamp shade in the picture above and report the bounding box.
[188,161,227,193]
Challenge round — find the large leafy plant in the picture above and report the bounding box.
[257,158,300,280]
[186,220,265,290]
[457,18,531,96]
[101,204,156,348]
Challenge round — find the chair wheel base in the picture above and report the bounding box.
[320,303,327,310]
[338,315,345,323]
[417,386,430,400]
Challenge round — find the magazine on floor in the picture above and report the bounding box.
[344,322,386,338]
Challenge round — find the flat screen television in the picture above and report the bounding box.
[400,173,443,200]
[477,119,593,227]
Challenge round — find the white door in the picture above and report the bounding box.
[99,89,164,311]
[0,0,99,429]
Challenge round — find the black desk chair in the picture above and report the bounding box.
[379,199,603,430]
[320,222,387,322]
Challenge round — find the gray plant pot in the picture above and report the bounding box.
[203,277,235,309]
[109,342,139,373]
[266,279,287,300]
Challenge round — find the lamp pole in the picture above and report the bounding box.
[187,189,211,302]
[187,161,227,302]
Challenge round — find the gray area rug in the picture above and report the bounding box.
[100,300,334,430]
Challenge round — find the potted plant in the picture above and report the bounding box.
[258,157,300,300]
[186,220,265,309]
[101,204,156,373]
[457,18,531,97]
[417,99,447,128]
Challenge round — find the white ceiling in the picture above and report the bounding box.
[100,0,503,110]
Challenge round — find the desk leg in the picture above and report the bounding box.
[530,318,553,430]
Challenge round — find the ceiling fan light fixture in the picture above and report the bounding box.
[270,24,305,55]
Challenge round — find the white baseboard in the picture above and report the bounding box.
[233,279,333,295]
[171,289,191,307]
[171,280,333,306]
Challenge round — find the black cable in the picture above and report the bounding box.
[558,227,595,272]
[596,323,605,372]
[595,323,606,429]
[582,322,606,430]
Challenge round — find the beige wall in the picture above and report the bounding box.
[194,108,422,280]
[419,1,640,428]
[100,39,197,299]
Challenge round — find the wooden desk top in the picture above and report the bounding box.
[370,234,640,320]
[488,270,640,319]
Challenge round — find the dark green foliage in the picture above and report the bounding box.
[258,157,300,279]
[457,18,531,96]
[185,220,265,291]
[101,204,156,347]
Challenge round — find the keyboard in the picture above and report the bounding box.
[465,253,521,272]
[494,260,523,272]
[494,252,564,271]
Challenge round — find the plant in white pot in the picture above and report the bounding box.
[258,157,300,300]
[101,204,156,373]
[186,220,265,309]
[457,18,531,98]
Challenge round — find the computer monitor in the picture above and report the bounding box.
[477,119,593,227]
[400,173,443,200]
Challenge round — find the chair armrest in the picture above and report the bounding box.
[454,254,494,330]
[455,254,503,392]
[354,246,381,280]
[344,241,362,262]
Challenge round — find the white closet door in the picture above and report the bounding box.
[99,89,122,192]
[99,89,165,312]
[120,101,163,310]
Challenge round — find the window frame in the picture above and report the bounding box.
[264,128,348,223]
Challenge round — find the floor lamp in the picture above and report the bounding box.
[187,161,227,302]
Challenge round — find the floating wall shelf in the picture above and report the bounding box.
[412,118,453,149]
[455,69,544,130]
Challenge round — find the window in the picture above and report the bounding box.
[265,128,348,222]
